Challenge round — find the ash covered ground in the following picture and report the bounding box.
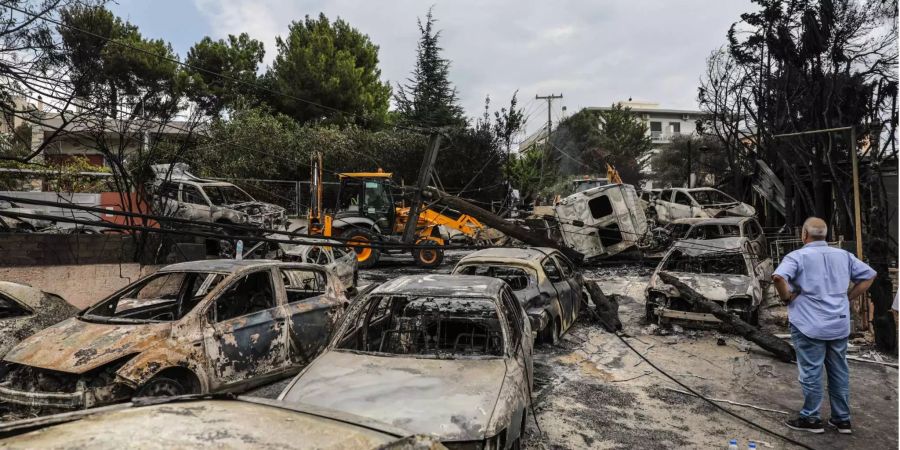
[255,251,898,449]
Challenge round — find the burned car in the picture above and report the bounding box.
[279,274,533,450]
[151,164,288,230]
[649,188,755,224]
[453,247,584,344]
[0,282,79,359]
[683,216,768,259]
[0,396,447,449]
[0,260,348,411]
[279,240,358,290]
[645,238,774,326]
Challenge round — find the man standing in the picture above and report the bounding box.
[772,217,876,435]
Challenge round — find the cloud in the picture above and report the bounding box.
[190,0,753,136]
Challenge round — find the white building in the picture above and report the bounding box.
[586,100,705,150]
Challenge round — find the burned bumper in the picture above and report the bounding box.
[0,381,88,409]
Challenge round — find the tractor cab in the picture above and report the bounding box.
[335,171,397,232]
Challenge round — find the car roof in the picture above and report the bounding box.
[160,259,294,274]
[373,274,507,298]
[689,217,751,226]
[0,281,48,309]
[671,217,708,225]
[459,247,556,263]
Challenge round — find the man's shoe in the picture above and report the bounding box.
[785,416,825,433]
[828,418,852,434]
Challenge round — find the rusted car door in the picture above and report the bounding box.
[670,191,696,220]
[203,268,289,388]
[279,267,342,364]
[180,183,214,222]
[552,253,583,318]
[541,257,576,327]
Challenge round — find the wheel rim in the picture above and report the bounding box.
[347,235,372,262]
[144,379,182,397]
[419,248,438,264]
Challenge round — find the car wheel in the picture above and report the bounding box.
[645,302,658,323]
[136,376,188,398]
[539,317,559,345]
[341,228,381,269]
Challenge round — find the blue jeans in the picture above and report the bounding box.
[790,324,851,421]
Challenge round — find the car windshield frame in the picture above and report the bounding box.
[81,271,226,324]
[204,185,255,206]
[690,189,738,206]
[661,249,749,276]
[333,293,508,360]
[453,262,537,292]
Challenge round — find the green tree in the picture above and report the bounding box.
[59,5,182,119]
[394,8,465,128]
[184,33,264,117]
[268,13,391,127]
[552,105,651,184]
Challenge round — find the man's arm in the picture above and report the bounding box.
[772,254,799,304]
[848,277,875,301]
[773,275,798,304]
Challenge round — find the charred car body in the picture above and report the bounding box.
[0,396,447,449]
[0,282,79,359]
[0,260,348,411]
[648,187,756,224]
[279,274,533,450]
[453,247,584,344]
[645,237,773,326]
[279,240,359,290]
[151,164,288,230]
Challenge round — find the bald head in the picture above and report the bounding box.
[802,217,828,242]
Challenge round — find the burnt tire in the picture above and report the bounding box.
[645,302,658,323]
[341,228,380,269]
[539,317,560,345]
[413,241,444,268]
[136,376,189,398]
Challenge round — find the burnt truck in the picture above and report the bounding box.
[528,184,649,261]
[150,164,288,231]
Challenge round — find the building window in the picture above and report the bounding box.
[669,122,681,134]
[649,121,662,140]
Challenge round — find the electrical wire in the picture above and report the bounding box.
[613,332,816,450]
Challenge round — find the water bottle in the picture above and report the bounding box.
[728,439,738,450]
[748,442,757,450]
[235,240,244,260]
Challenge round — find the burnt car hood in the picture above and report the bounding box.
[281,350,508,442]
[3,318,170,374]
[229,201,285,215]
[655,272,752,301]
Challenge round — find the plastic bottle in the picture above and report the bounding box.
[748,442,757,450]
[235,240,244,260]
[728,439,738,450]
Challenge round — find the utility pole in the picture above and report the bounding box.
[535,94,563,191]
[535,94,563,146]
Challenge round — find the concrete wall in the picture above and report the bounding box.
[0,263,161,308]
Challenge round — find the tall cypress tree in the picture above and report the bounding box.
[394,8,465,128]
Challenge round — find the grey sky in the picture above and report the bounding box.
[113,0,753,137]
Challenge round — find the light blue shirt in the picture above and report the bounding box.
[773,241,876,340]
